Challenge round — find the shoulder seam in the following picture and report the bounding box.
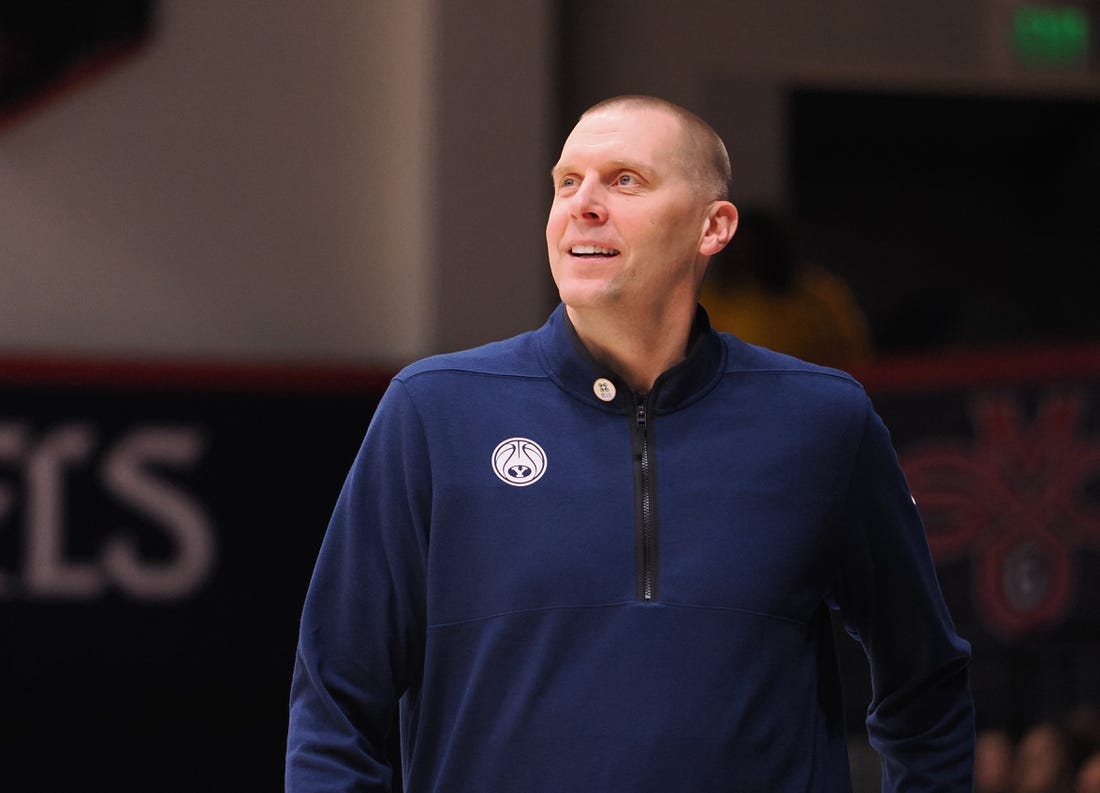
[397,367,548,385]
[723,367,865,390]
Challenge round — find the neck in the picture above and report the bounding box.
[566,301,697,393]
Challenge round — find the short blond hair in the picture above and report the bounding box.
[580,95,732,201]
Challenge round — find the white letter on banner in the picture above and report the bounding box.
[100,427,215,600]
[25,424,106,597]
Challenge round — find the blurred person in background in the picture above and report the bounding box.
[1014,722,1074,793]
[699,205,872,370]
[1077,752,1100,793]
[1069,705,1100,768]
[976,728,1015,793]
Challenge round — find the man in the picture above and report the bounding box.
[287,95,974,791]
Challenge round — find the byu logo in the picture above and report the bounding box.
[491,438,547,487]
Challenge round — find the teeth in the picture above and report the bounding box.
[571,245,618,255]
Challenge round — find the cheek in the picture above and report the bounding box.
[546,202,568,237]
[643,217,696,258]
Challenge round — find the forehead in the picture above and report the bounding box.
[554,106,684,171]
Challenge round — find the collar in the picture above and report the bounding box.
[536,303,727,415]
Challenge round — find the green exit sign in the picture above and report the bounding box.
[1013,4,1091,67]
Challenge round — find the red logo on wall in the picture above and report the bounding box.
[902,391,1100,639]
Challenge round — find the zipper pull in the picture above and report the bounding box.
[635,395,648,430]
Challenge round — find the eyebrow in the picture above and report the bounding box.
[550,158,654,183]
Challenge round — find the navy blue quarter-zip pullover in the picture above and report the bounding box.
[287,304,973,792]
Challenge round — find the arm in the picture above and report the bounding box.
[286,380,429,792]
[833,399,974,792]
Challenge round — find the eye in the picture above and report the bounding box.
[616,173,635,186]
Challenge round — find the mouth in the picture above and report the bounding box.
[569,244,621,258]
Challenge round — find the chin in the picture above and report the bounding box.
[555,280,618,312]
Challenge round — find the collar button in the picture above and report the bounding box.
[593,378,616,402]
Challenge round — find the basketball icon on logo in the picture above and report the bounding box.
[491,437,548,487]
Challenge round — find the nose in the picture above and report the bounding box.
[569,175,607,224]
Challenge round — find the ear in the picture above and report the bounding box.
[698,201,738,257]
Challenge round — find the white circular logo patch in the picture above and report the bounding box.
[491,437,548,487]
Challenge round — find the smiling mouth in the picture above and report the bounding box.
[570,244,620,257]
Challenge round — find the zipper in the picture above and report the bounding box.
[633,392,657,601]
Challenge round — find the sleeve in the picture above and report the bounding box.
[286,379,430,792]
[831,397,975,793]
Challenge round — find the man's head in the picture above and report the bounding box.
[546,95,737,319]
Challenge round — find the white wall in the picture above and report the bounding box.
[0,0,553,366]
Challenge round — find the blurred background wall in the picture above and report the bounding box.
[0,0,554,364]
[2,1,1099,791]
[2,0,1097,364]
